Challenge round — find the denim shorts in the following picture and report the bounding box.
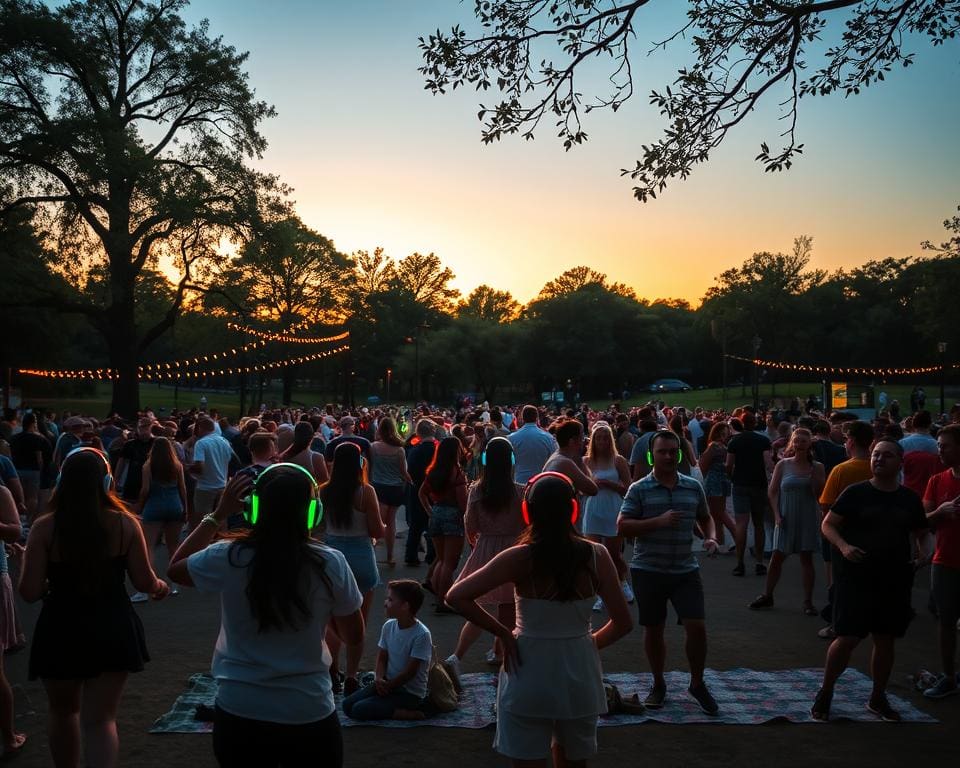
[325,535,380,593]
[428,505,464,538]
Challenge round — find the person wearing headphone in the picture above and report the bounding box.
[168,465,364,768]
[446,472,633,767]
[617,430,720,715]
[19,447,169,768]
[442,437,526,684]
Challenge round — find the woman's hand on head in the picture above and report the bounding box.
[215,474,253,522]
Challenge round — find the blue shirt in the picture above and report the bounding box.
[0,455,17,484]
[619,472,709,574]
[508,424,558,484]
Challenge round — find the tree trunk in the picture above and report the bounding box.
[106,297,140,418]
[282,366,295,406]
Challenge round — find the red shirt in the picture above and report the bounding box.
[923,469,960,569]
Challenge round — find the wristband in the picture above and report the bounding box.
[200,514,220,529]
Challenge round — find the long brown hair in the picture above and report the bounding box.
[148,437,180,484]
[376,417,404,447]
[229,466,332,632]
[515,475,593,601]
[49,449,132,591]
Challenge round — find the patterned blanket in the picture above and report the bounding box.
[149,668,934,733]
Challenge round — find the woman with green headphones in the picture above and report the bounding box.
[168,463,364,768]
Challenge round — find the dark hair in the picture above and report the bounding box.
[388,579,424,614]
[812,419,831,436]
[279,421,315,461]
[476,436,517,512]
[882,423,905,441]
[913,410,933,431]
[49,449,132,594]
[742,412,757,431]
[515,475,593,601]
[649,430,680,452]
[377,417,404,447]
[553,419,583,447]
[249,431,277,457]
[148,437,180,484]
[938,423,960,445]
[230,466,331,632]
[846,420,874,450]
[426,437,462,494]
[707,421,728,443]
[320,443,364,530]
[521,405,538,424]
[22,412,36,430]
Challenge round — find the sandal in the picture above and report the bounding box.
[811,688,832,721]
[803,602,818,616]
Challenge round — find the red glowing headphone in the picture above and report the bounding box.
[522,471,579,526]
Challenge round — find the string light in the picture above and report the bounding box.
[19,345,350,381]
[724,354,955,377]
[226,322,349,345]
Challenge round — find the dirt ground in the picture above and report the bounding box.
[6,539,959,767]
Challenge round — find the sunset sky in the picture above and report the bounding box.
[182,1,960,306]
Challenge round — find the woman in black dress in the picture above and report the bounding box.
[19,447,168,768]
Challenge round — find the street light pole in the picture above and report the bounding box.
[386,368,392,404]
[938,341,947,419]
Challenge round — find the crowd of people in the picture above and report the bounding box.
[0,392,958,767]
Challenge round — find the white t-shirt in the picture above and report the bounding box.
[378,618,433,699]
[193,434,234,490]
[188,540,362,723]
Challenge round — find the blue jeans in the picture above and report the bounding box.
[342,683,424,720]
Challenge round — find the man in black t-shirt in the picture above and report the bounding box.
[812,440,932,723]
[725,412,773,576]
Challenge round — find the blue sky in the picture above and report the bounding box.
[179,1,960,304]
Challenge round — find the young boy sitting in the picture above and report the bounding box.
[342,579,433,721]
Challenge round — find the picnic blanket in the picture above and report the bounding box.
[149,668,934,734]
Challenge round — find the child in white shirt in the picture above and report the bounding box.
[342,580,433,720]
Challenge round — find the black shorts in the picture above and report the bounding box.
[631,569,705,627]
[213,705,342,768]
[372,483,406,507]
[833,573,914,639]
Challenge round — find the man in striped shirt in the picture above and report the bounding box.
[618,430,719,714]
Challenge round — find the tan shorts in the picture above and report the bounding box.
[493,709,598,761]
[192,488,223,524]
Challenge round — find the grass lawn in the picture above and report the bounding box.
[16,380,955,419]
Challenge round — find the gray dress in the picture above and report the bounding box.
[772,461,820,554]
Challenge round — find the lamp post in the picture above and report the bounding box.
[386,368,392,404]
[752,335,762,411]
[939,341,947,419]
[413,322,430,402]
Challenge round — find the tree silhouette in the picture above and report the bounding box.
[0,0,274,415]
[420,1,960,200]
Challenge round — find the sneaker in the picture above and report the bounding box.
[593,597,604,612]
[442,654,463,694]
[748,594,774,610]
[169,586,180,596]
[923,674,959,699]
[330,670,344,695]
[817,626,836,640]
[867,695,901,722]
[688,683,719,715]
[811,688,832,721]
[732,563,745,577]
[485,649,502,666]
[622,581,635,604]
[755,563,767,576]
[129,592,149,603]
[644,682,667,709]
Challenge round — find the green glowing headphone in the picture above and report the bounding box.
[646,433,683,466]
[244,462,321,530]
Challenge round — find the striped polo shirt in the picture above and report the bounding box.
[619,472,708,574]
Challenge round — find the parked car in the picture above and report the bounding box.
[648,378,692,393]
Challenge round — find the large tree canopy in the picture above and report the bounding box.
[420,1,960,200]
[0,0,274,415]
